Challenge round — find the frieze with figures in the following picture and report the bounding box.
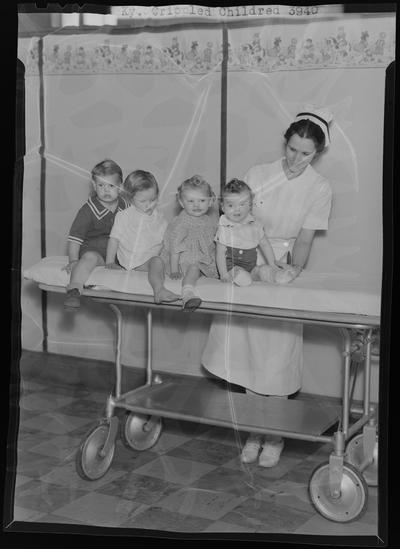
[21,26,395,75]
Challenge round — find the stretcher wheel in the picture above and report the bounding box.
[120,413,162,451]
[76,423,115,480]
[346,433,378,487]
[309,461,368,522]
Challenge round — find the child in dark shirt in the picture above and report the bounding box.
[63,159,128,310]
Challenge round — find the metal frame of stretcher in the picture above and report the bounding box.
[40,284,380,523]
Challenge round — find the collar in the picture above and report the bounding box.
[88,195,128,219]
[220,213,255,227]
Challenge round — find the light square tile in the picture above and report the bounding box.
[294,513,378,536]
[20,380,48,393]
[29,434,83,461]
[132,455,217,486]
[120,505,212,532]
[39,460,125,491]
[20,393,76,412]
[53,492,144,527]
[13,505,44,522]
[22,412,93,434]
[152,432,188,454]
[156,487,247,520]
[15,474,35,488]
[255,478,315,514]
[202,520,257,533]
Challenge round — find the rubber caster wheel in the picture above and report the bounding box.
[120,413,162,451]
[346,433,378,487]
[76,423,115,480]
[309,461,368,522]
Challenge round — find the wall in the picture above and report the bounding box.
[19,13,395,400]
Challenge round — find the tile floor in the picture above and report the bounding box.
[8,352,379,539]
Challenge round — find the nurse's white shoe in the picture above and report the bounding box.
[258,438,284,467]
[240,434,263,463]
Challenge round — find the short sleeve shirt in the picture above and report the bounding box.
[110,206,168,270]
[68,195,129,246]
[243,159,332,238]
[215,214,265,250]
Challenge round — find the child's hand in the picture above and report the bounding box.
[220,273,232,283]
[105,262,123,270]
[274,259,287,270]
[274,265,302,285]
[170,271,182,280]
[62,260,78,274]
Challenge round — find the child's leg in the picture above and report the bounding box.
[181,264,202,310]
[142,257,180,303]
[65,251,104,309]
[230,266,252,287]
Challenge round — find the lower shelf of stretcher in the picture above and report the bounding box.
[117,377,341,437]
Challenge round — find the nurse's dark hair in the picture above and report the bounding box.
[124,170,159,198]
[91,159,123,183]
[284,119,325,152]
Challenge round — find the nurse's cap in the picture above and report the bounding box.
[294,106,333,148]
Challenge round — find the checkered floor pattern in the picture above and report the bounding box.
[10,354,378,536]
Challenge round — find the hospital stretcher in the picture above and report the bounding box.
[26,257,380,523]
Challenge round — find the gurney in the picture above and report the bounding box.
[24,256,381,522]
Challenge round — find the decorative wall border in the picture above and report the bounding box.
[20,24,395,76]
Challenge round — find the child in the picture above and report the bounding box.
[106,170,180,304]
[63,159,128,310]
[160,175,218,310]
[216,179,299,286]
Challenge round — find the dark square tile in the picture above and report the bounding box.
[14,452,63,478]
[98,472,181,505]
[191,467,263,498]
[280,459,320,484]
[56,399,106,418]
[167,438,239,466]
[15,479,88,514]
[120,505,213,532]
[163,418,210,437]
[221,498,313,532]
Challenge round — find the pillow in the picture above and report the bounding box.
[23,256,70,287]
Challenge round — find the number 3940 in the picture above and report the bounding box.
[288,6,319,16]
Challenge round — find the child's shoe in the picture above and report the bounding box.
[258,437,284,467]
[231,266,252,287]
[182,286,202,311]
[64,288,81,310]
[240,434,263,463]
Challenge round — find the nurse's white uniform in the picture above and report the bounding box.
[202,159,332,395]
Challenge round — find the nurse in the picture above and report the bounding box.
[202,107,333,468]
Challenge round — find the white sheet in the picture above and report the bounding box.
[23,256,381,317]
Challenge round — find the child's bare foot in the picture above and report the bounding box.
[154,287,180,304]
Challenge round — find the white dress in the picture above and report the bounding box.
[202,159,332,395]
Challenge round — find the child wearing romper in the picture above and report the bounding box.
[160,175,218,310]
[63,159,128,310]
[106,170,180,304]
[216,179,299,286]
